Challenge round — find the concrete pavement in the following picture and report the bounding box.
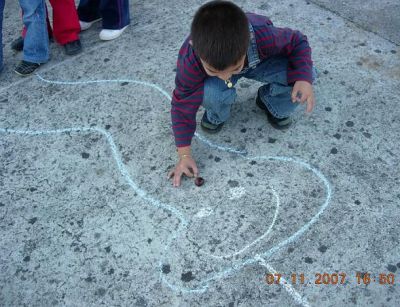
[1,0,399,306]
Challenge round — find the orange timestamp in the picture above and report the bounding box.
[265,272,396,285]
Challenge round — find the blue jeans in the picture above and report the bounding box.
[0,0,4,72]
[19,0,49,63]
[78,0,130,30]
[203,56,317,124]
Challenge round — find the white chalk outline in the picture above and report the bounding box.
[199,188,280,260]
[0,74,332,298]
[256,255,311,307]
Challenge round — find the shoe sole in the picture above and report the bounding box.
[267,115,291,130]
[200,123,224,134]
[14,69,35,77]
[200,115,224,134]
[99,25,129,41]
[64,46,82,56]
[65,49,82,56]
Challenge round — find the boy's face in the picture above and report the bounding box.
[201,55,246,81]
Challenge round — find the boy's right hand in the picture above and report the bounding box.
[168,155,199,187]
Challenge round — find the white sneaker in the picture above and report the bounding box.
[79,18,102,31]
[99,25,129,41]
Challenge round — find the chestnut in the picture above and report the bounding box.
[194,177,205,187]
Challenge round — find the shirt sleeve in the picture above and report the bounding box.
[256,25,313,84]
[171,42,206,148]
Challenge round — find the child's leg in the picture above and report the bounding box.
[49,0,80,45]
[202,76,237,125]
[244,56,316,119]
[19,0,49,63]
[13,5,51,53]
[78,0,101,23]
[99,0,130,30]
[21,5,52,39]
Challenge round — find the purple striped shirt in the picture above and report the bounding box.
[171,13,313,147]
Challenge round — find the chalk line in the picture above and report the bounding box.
[256,255,311,307]
[35,74,247,155]
[0,74,332,298]
[194,207,214,219]
[0,126,187,226]
[200,188,280,260]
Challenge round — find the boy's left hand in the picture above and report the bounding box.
[291,81,315,113]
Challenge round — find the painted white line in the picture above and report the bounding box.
[256,255,311,307]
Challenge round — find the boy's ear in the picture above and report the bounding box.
[189,40,193,46]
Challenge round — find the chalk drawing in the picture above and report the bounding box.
[200,188,280,260]
[194,207,214,219]
[256,255,311,307]
[228,186,247,200]
[0,74,332,303]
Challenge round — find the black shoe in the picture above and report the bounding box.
[63,39,82,56]
[14,61,41,76]
[200,112,224,133]
[11,36,24,52]
[256,89,292,130]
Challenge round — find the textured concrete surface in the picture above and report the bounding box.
[1,0,399,306]
[309,0,400,45]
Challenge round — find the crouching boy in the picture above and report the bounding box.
[169,0,316,187]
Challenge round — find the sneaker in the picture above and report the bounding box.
[99,25,129,41]
[256,89,292,129]
[14,60,41,76]
[11,36,24,52]
[63,39,82,55]
[200,112,224,133]
[79,18,101,31]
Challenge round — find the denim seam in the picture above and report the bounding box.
[261,96,282,118]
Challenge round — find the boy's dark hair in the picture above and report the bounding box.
[191,0,249,71]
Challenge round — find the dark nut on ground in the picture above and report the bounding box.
[194,177,205,187]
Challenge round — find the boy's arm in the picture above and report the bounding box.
[171,82,203,148]
[257,25,313,84]
[257,24,315,112]
[169,42,205,186]
[171,41,205,148]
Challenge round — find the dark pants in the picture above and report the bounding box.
[0,0,4,71]
[78,0,130,30]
